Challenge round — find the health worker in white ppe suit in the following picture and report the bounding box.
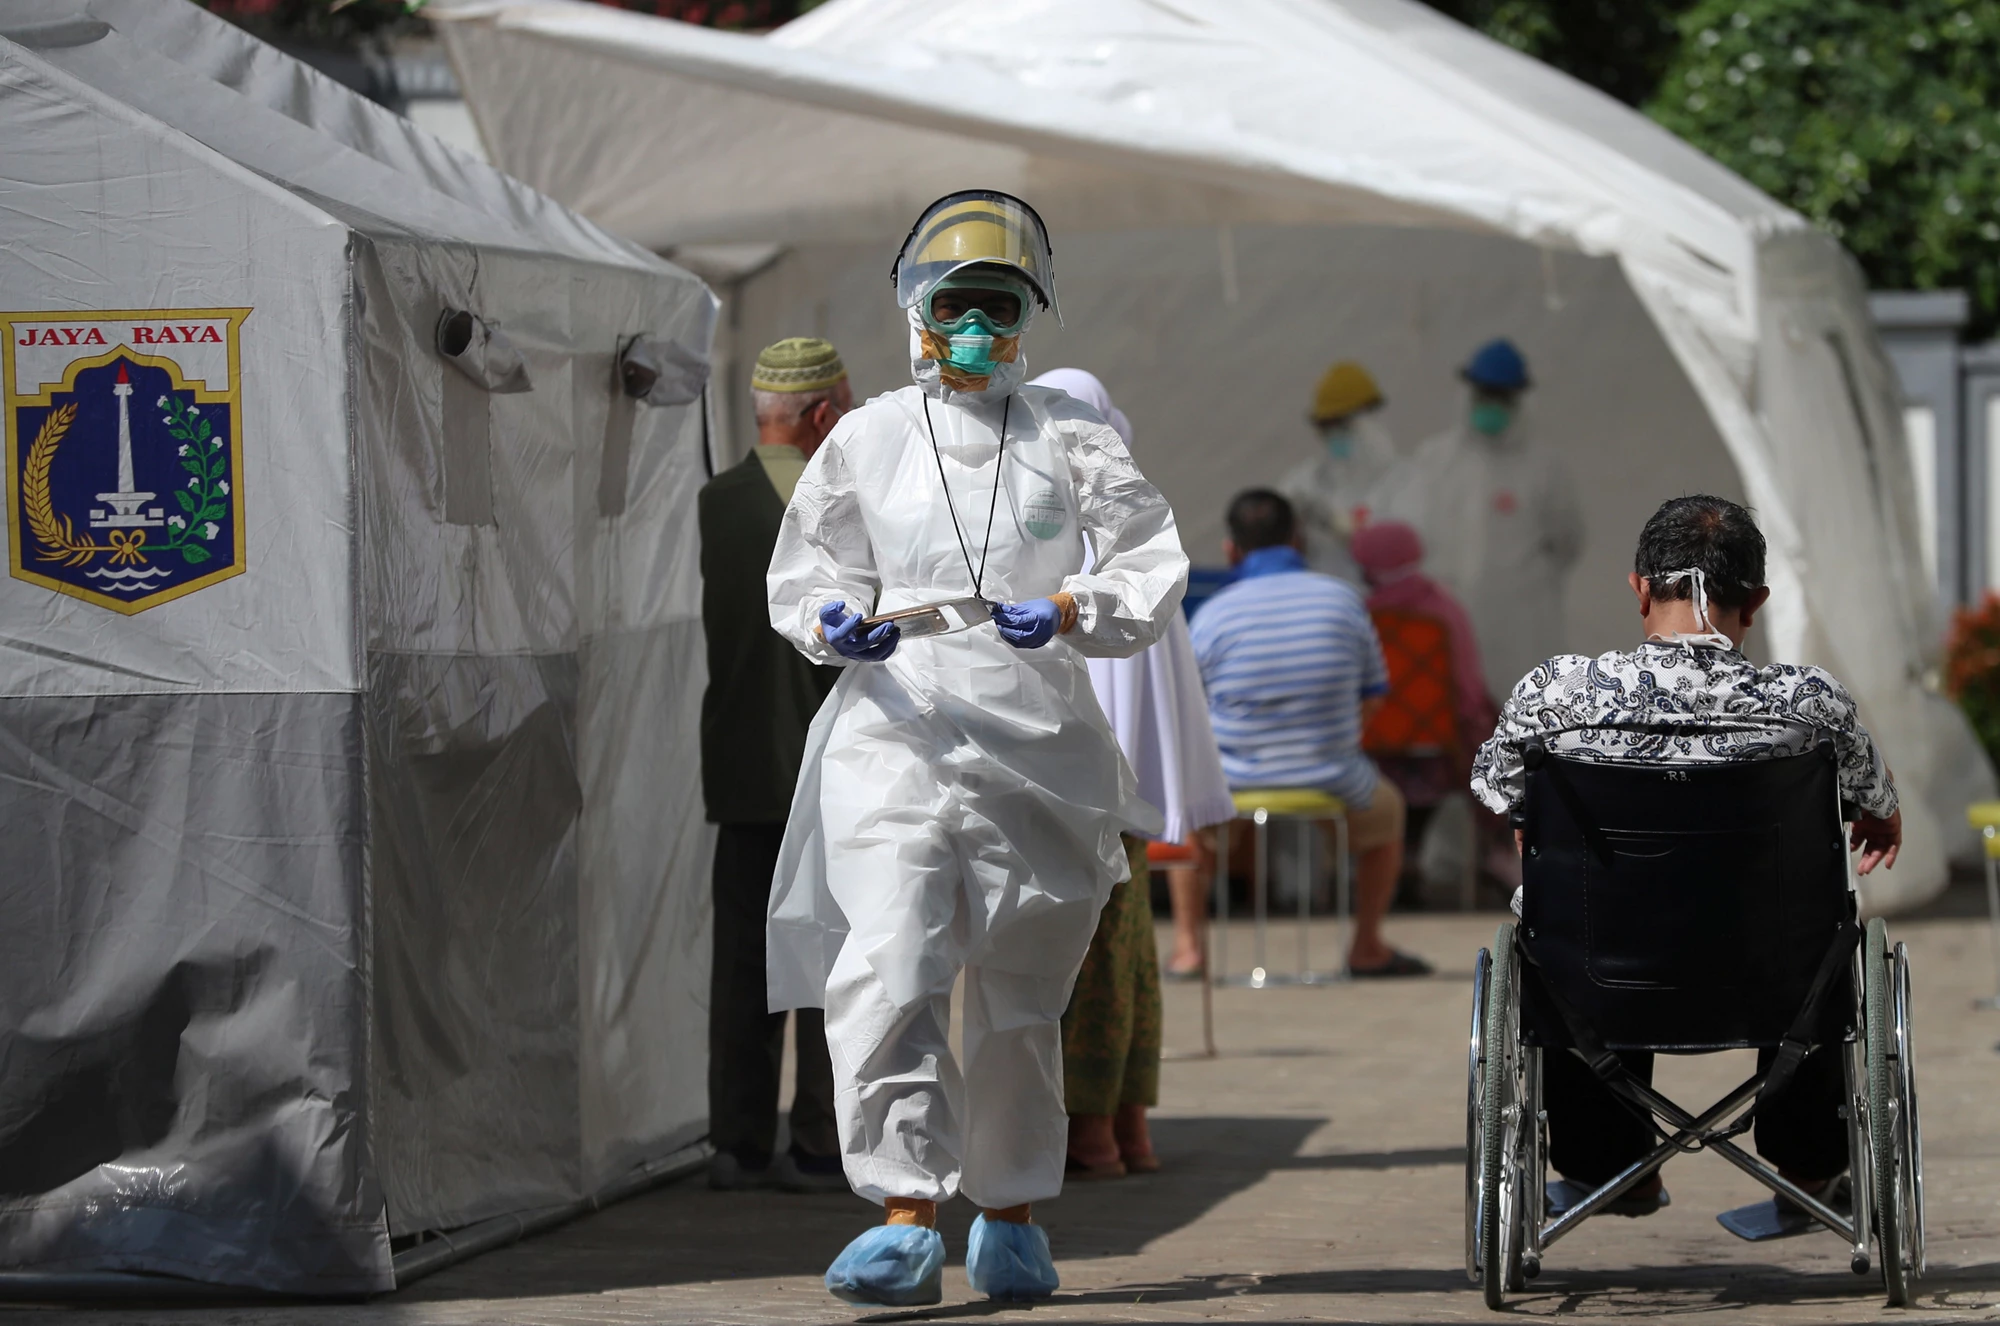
[1369,338,1583,697]
[1279,360,1399,583]
[764,191,1189,1309]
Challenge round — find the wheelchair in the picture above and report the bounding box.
[1465,736,1924,1308]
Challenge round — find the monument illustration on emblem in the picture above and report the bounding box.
[6,308,250,613]
[90,363,165,530]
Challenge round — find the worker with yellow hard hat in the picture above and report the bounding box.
[1279,359,1399,582]
[764,189,1188,1309]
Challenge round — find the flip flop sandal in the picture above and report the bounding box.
[1065,1155,1127,1180]
[1162,964,1206,983]
[1346,950,1434,978]
[1120,1152,1162,1174]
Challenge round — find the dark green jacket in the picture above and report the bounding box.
[699,453,841,824]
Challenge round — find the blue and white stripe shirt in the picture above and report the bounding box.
[1189,547,1389,805]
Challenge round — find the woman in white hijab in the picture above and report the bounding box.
[1028,368,1234,1175]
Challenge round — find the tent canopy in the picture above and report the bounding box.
[436,0,1991,905]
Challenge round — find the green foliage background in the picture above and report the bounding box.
[197,1,426,44]
[1424,0,1696,106]
[208,1,1998,335]
[1431,0,2000,338]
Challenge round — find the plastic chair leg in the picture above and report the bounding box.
[1982,854,2000,1010]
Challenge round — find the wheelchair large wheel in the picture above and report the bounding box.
[1864,919,1923,1306]
[1464,946,1490,1285]
[1893,941,1927,1279]
[1474,922,1529,1309]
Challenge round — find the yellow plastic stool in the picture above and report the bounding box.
[1213,788,1350,989]
[1966,803,2000,1008]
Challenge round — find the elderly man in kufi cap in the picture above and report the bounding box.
[700,337,854,1192]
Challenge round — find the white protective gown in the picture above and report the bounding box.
[1278,413,1400,583]
[766,380,1187,1209]
[1368,413,1583,697]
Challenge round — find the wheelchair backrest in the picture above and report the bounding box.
[1519,739,1854,1052]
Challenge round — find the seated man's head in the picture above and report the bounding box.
[1629,494,1772,646]
[1224,488,1299,567]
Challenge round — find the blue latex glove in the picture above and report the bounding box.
[965,1214,1059,1301]
[820,600,899,662]
[990,597,1062,649]
[824,1224,945,1307]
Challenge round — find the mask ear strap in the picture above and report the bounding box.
[1655,568,1715,634]
[1691,568,1712,634]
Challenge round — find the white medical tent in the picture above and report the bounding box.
[0,0,715,1293]
[435,0,1992,910]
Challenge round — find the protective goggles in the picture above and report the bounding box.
[923,276,1030,336]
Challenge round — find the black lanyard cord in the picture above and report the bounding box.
[922,393,1009,601]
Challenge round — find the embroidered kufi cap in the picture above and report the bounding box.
[751,337,847,393]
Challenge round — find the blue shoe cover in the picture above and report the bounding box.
[965,1214,1059,1301]
[824,1223,944,1307]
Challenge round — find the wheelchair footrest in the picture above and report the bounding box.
[1717,1199,1818,1242]
[1716,1176,1849,1242]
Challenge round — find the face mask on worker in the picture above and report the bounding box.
[1320,421,1355,460]
[1469,398,1513,438]
[909,274,1037,396]
[922,275,1028,376]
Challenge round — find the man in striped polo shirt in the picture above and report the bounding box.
[1189,489,1431,976]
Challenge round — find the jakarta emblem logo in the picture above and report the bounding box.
[4,309,250,614]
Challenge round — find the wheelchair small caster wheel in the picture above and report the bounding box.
[1850,1253,1871,1276]
[1521,1253,1541,1280]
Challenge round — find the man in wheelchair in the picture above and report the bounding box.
[1462,496,1922,1306]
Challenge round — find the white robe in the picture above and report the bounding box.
[1030,368,1233,838]
[1083,611,1234,843]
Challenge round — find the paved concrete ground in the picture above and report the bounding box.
[19,912,2000,1324]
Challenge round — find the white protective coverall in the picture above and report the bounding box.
[765,380,1188,1209]
[1278,413,1400,583]
[1369,412,1583,697]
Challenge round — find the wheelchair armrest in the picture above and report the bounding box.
[1511,739,1545,835]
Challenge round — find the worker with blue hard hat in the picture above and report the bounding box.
[1463,337,1531,392]
[1370,337,1582,698]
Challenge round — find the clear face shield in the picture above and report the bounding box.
[892,190,1060,325]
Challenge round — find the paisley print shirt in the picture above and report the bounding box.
[1470,640,1898,818]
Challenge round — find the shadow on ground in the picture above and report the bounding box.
[402,1115,1351,1300]
[854,1261,2000,1322]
